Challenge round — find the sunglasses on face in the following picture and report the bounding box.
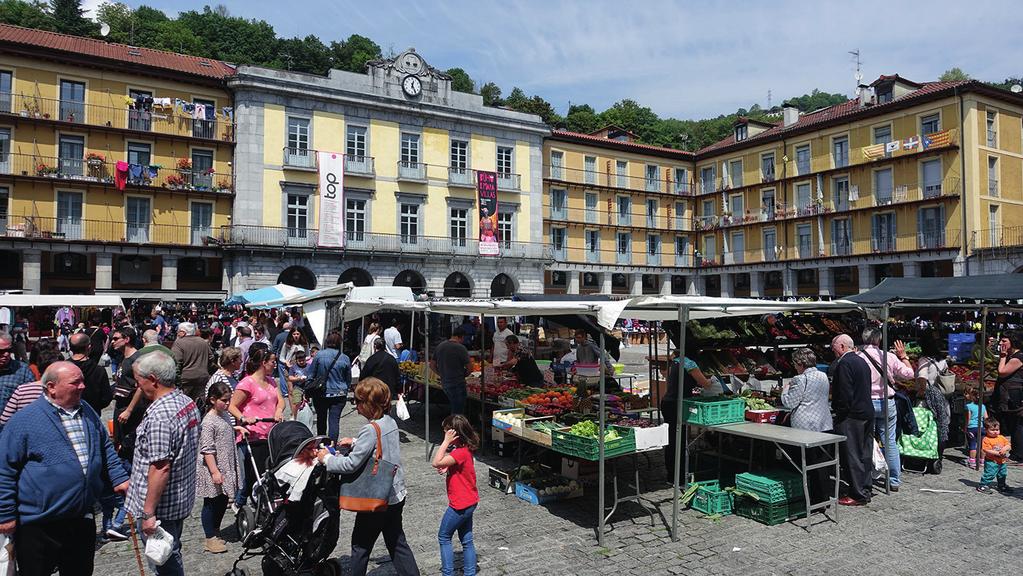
[0,348,11,354]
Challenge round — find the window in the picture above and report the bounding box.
[399,203,420,244]
[0,187,8,228]
[729,160,743,187]
[497,212,513,248]
[585,230,600,262]
[584,192,598,223]
[127,142,151,183]
[616,232,631,263]
[700,166,715,193]
[989,205,1000,247]
[192,98,215,139]
[872,212,897,252]
[674,167,688,194]
[645,164,659,191]
[286,194,309,239]
[729,193,743,218]
[831,218,851,255]
[873,125,892,145]
[346,125,367,158]
[646,198,657,228]
[617,196,631,226]
[450,207,468,247]
[796,182,812,214]
[922,159,942,198]
[126,197,151,243]
[497,146,514,176]
[190,202,213,245]
[795,144,810,175]
[551,227,567,259]
[0,128,8,173]
[549,150,563,179]
[920,113,940,134]
[988,156,999,196]
[874,168,893,205]
[730,231,745,263]
[877,86,893,104]
[128,89,152,131]
[584,156,597,184]
[59,80,85,123]
[832,176,849,211]
[987,110,997,147]
[675,201,686,230]
[796,224,812,258]
[761,189,776,218]
[735,124,748,142]
[832,136,849,168]
[675,236,690,265]
[287,117,310,158]
[58,135,84,176]
[56,191,83,239]
[701,199,715,229]
[551,189,567,219]
[400,133,420,164]
[761,153,775,182]
[702,235,716,261]
[346,198,366,242]
[449,139,470,184]
[763,228,776,261]
[0,71,10,113]
[918,206,945,249]
[191,149,214,189]
[647,234,660,263]
[616,160,628,188]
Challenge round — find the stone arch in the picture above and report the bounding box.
[443,271,473,298]
[278,265,317,290]
[393,269,427,295]
[338,267,374,287]
[490,273,516,297]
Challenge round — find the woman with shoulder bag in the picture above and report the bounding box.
[915,337,952,458]
[316,377,420,576]
[996,332,1023,461]
[307,330,352,441]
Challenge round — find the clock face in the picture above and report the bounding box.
[402,75,422,98]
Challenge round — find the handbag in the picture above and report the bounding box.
[924,358,956,396]
[338,421,398,513]
[305,349,344,397]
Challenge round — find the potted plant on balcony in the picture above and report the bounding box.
[86,152,105,167]
[176,158,192,171]
[216,178,232,193]
[165,174,186,189]
[36,163,57,177]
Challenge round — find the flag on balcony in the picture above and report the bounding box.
[884,141,900,154]
[862,143,885,160]
[903,136,920,150]
[478,170,499,256]
[923,130,952,149]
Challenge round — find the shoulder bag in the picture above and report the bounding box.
[922,358,956,396]
[337,421,398,513]
[305,349,343,397]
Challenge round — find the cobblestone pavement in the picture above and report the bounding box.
[93,349,1023,575]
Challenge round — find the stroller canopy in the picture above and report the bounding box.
[267,421,317,471]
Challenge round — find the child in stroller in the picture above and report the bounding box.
[227,421,340,576]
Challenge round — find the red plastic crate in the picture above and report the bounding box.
[745,409,780,424]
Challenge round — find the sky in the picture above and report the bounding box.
[85,0,1023,120]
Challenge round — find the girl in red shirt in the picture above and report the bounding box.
[431,414,480,576]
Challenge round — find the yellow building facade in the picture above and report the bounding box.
[0,24,235,296]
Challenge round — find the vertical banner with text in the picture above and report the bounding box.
[317,151,345,248]
[477,170,499,256]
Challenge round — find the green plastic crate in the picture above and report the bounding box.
[733,495,806,526]
[692,485,733,516]
[735,471,804,504]
[681,396,746,426]
[551,426,636,461]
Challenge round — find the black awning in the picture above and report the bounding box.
[845,274,1023,306]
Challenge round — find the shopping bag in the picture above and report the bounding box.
[871,438,889,479]
[295,402,316,433]
[144,522,174,566]
[338,422,398,513]
[395,394,411,421]
[0,534,15,576]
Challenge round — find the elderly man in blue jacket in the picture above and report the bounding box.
[0,361,129,576]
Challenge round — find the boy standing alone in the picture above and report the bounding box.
[978,417,1013,494]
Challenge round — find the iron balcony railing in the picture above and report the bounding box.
[448,167,474,186]
[397,161,426,181]
[283,147,316,168]
[972,226,1023,251]
[0,92,234,142]
[346,155,374,175]
[218,225,552,259]
[0,153,233,193]
[497,172,521,191]
[989,179,999,197]
[545,164,695,196]
[0,215,215,246]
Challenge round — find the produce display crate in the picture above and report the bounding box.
[681,396,746,426]
[735,470,804,504]
[692,484,733,516]
[521,416,561,446]
[745,409,781,424]
[628,422,669,450]
[551,425,636,461]
[515,477,584,505]
[491,408,524,431]
[733,494,806,526]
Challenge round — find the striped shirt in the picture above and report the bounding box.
[0,381,44,427]
[46,397,89,475]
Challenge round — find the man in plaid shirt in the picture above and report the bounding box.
[124,350,200,576]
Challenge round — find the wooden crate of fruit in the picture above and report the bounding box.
[521,416,561,446]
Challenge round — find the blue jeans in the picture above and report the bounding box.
[981,460,1008,486]
[138,517,184,576]
[201,495,229,538]
[444,384,467,416]
[314,395,347,441]
[438,504,476,576]
[101,458,131,531]
[873,398,901,487]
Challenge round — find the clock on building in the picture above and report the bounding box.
[402,74,422,98]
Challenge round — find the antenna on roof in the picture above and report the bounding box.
[99,23,110,37]
[850,49,863,96]
[767,89,772,109]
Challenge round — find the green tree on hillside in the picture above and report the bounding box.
[563,103,601,133]
[939,67,971,82]
[273,35,331,74]
[50,0,95,36]
[328,34,381,73]
[0,0,54,30]
[445,67,474,93]
[480,81,502,106]
[176,6,277,65]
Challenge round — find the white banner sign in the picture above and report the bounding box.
[317,151,344,248]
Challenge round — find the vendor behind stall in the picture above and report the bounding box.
[499,335,545,387]
[661,348,711,478]
[550,339,574,385]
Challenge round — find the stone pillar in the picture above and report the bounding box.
[660,274,672,295]
[95,253,113,290]
[818,267,834,298]
[902,261,920,278]
[600,273,612,294]
[748,271,763,298]
[161,255,178,291]
[781,268,796,298]
[22,249,41,295]
[687,275,704,295]
[858,263,873,293]
[631,274,643,296]
[719,272,733,298]
[566,271,580,295]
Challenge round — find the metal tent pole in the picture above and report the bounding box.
[653,320,660,401]
[598,330,607,547]
[424,313,432,459]
[881,304,891,495]
[977,306,989,471]
[672,305,689,542]
[480,313,487,451]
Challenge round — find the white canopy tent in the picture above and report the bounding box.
[0,294,125,308]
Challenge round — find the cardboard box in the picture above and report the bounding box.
[561,457,598,480]
[488,467,515,494]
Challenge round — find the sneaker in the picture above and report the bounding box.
[105,526,129,542]
[977,485,993,494]
[966,458,976,468]
[204,537,227,554]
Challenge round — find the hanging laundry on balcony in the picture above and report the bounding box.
[192,103,206,120]
[222,107,234,121]
[146,165,159,179]
[204,106,215,121]
[128,164,144,181]
[903,136,920,150]
[884,140,900,154]
[862,143,885,160]
[115,161,129,191]
[153,97,172,108]
[923,130,951,149]
[121,95,134,106]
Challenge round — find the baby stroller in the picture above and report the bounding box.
[227,421,341,576]
[898,405,943,474]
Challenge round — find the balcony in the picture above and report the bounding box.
[549,203,567,220]
[497,172,521,191]
[397,161,426,181]
[283,147,316,169]
[645,178,659,192]
[989,179,999,197]
[0,153,233,194]
[616,250,631,265]
[218,225,552,259]
[586,248,600,263]
[0,92,234,142]
[346,155,374,176]
[831,241,852,256]
[923,183,942,200]
[988,130,997,147]
[834,152,849,168]
[972,226,1023,251]
[552,244,567,261]
[647,251,661,266]
[917,230,946,250]
[544,164,694,196]
[0,215,215,246]
[448,167,474,187]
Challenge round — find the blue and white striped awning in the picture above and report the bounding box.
[224,284,311,307]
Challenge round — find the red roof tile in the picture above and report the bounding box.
[0,23,235,80]
[696,80,970,156]
[550,129,694,159]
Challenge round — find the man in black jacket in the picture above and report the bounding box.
[830,334,875,506]
[360,338,401,395]
[69,332,113,413]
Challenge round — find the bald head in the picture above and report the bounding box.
[42,361,85,410]
[831,334,855,356]
[69,332,91,355]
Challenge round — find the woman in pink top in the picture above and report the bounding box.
[229,347,284,504]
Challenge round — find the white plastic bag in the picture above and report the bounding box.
[295,402,316,432]
[871,438,889,479]
[0,533,15,576]
[395,394,411,421]
[701,376,724,397]
[144,522,174,566]
[350,362,361,380]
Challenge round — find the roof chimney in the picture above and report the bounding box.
[858,84,872,107]
[782,104,799,127]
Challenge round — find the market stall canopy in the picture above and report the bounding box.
[845,274,1023,307]
[246,283,355,309]
[621,295,859,321]
[0,294,125,308]
[224,284,310,307]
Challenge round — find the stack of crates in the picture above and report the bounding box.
[948,333,976,362]
[690,480,732,516]
[733,470,806,526]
